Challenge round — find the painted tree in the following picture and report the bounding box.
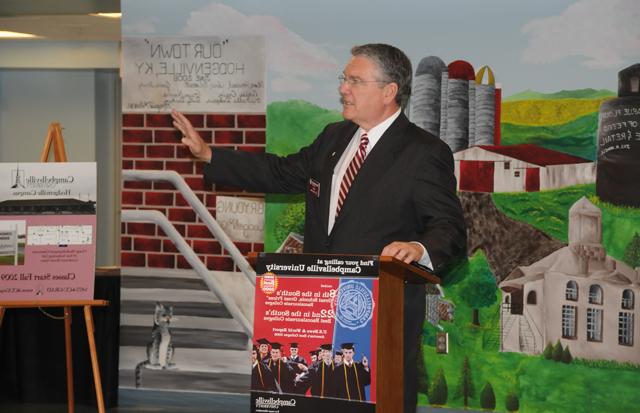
[480,382,496,410]
[274,201,305,246]
[562,345,573,364]
[505,392,520,412]
[428,367,448,406]
[623,232,640,268]
[454,356,475,407]
[458,259,497,326]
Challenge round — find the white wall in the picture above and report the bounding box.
[0,69,96,161]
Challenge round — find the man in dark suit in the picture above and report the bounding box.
[172,43,466,413]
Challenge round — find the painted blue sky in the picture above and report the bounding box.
[123,0,640,110]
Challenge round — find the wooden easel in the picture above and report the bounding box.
[40,122,68,162]
[0,123,107,413]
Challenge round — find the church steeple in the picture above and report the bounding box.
[568,197,601,245]
[568,197,605,274]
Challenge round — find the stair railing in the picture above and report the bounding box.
[121,209,252,337]
[122,169,256,286]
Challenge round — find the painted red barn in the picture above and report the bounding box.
[453,144,595,193]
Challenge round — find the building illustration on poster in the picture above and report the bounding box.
[0,162,97,302]
[0,221,24,266]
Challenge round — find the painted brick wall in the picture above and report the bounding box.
[121,112,266,271]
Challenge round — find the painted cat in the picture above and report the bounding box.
[134,302,176,388]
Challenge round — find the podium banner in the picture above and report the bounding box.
[251,253,379,413]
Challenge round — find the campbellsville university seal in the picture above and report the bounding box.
[332,280,374,330]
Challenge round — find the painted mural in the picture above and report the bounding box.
[122,0,640,411]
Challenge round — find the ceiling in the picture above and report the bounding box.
[0,0,120,41]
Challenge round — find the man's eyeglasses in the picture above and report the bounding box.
[338,74,388,87]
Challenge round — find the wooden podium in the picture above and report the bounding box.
[376,256,439,413]
[249,252,439,413]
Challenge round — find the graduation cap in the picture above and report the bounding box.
[256,338,270,345]
[270,342,283,350]
[252,345,259,352]
[290,342,299,348]
[340,342,356,350]
[309,349,320,356]
[319,343,333,351]
[335,351,343,356]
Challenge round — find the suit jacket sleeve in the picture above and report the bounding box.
[202,125,334,194]
[413,139,466,274]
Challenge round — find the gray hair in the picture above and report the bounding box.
[351,43,413,108]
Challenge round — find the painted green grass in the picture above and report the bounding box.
[590,197,640,263]
[500,112,598,160]
[264,100,342,251]
[420,250,640,412]
[517,359,640,413]
[491,184,596,243]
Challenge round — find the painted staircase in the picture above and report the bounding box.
[118,267,251,393]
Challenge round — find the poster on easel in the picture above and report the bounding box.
[251,253,378,413]
[0,162,97,301]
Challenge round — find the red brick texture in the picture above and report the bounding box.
[121,112,266,270]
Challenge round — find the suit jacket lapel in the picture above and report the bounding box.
[332,114,410,227]
[319,122,359,234]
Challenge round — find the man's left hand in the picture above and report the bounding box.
[381,241,422,264]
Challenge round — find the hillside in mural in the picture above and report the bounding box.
[264,100,341,252]
[503,88,615,102]
[500,89,615,161]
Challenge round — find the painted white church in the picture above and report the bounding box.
[499,197,639,363]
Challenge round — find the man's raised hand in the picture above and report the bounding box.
[171,109,212,162]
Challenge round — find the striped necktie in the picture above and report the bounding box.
[336,132,369,216]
